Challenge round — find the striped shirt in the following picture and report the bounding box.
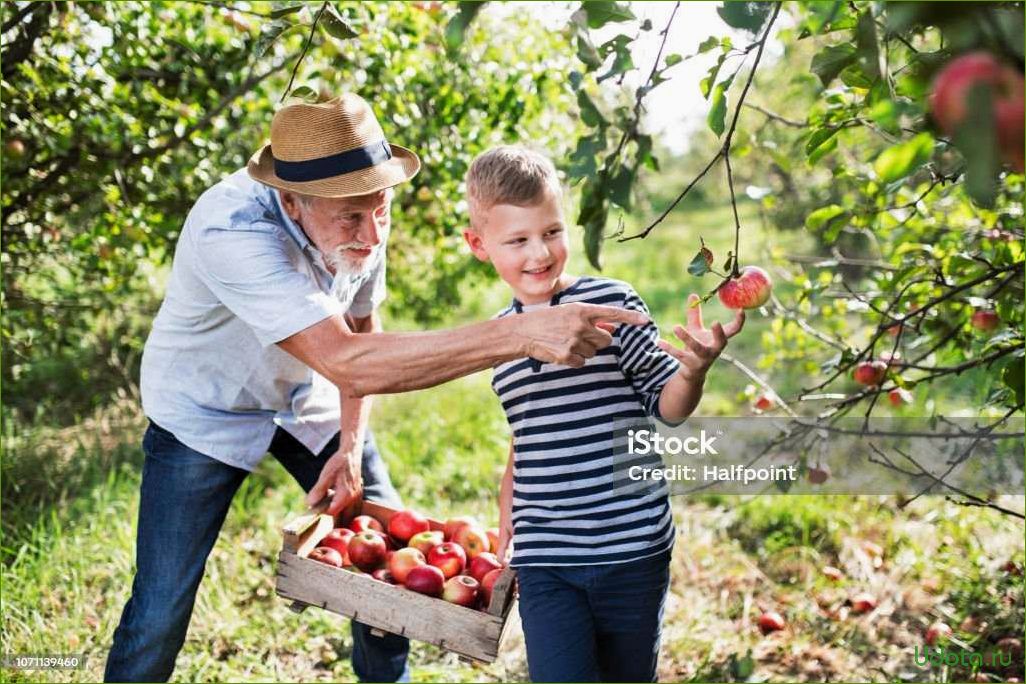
[492,276,679,567]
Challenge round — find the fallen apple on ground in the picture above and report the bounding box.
[427,542,467,579]
[718,266,773,310]
[758,611,786,634]
[442,575,480,607]
[926,621,953,645]
[309,546,344,568]
[405,564,445,597]
[850,592,877,614]
[822,566,844,581]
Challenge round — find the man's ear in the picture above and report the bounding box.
[462,228,490,262]
[278,190,301,222]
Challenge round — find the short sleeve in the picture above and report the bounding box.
[347,251,387,318]
[618,287,680,418]
[191,223,344,347]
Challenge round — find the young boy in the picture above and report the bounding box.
[462,146,744,682]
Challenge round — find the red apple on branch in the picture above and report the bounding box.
[929,51,1025,172]
[348,531,387,572]
[389,547,427,584]
[753,393,774,412]
[718,266,772,310]
[853,360,888,387]
[807,465,830,485]
[888,387,913,407]
[971,309,1000,332]
[442,575,480,607]
[309,546,344,568]
[427,542,467,579]
[405,564,445,597]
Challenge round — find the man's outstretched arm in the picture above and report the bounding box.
[278,302,648,397]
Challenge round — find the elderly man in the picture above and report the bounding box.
[104,94,644,682]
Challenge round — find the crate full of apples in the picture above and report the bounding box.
[275,500,516,663]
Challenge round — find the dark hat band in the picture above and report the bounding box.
[272,140,392,182]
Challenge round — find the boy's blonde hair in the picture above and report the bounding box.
[466,145,561,230]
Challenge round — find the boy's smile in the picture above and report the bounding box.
[464,189,575,305]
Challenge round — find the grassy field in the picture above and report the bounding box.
[2,202,1023,682]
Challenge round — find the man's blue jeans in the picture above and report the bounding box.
[104,421,410,682]
[516,549,671,682]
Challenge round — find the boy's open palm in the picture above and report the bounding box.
[657,294,745,380]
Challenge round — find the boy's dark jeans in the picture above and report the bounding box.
[516,549,671,683]
[104,421,410,682]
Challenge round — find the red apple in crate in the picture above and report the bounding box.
[309,546,343,568]
[468,552,503,584]
[443,515,478,541]
[758,611,786,634]
[453,525,490,560]
[925,621,953,645]
[405,564,445,597]
[929,51,1025,172]
[971,309,1000,332]
[319,528,355,565]
[442,575,480,607]
[852,360,887,387]
[486,528,500,553]
[348,515,384,534]
[850,592,877,614]
[371,568,397,584]
[348,531,387,572]
[367,529,395,551]
[480,568,504,609]
[388,509,430,543]
[408,530,444,556]
[389,547,427,584]
[718,266,772,310]
[427,542,467,579]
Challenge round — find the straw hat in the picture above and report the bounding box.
[248,93,420,198]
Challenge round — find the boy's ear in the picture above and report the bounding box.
[462,228,490,263]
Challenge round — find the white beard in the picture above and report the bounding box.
[326,245,377,302]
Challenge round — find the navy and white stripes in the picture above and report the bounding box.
[492,276,679,567]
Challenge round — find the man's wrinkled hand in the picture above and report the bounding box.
[306,448,363,516]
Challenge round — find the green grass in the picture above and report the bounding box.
[2,203,1023,682]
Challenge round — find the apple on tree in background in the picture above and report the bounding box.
[853,360,888,387]
[929,51,1025,172]
[970,309,1001,332]
[753,393,774,412]
[407,530,444,556]
[388,509,430,543]
[308,546,343,568]
[807,464,830,485]
[468,552,503,583]
[718,266,773,310]
[348,515,384,534]
[319,528,355,566]
[443,516,478,541]
[889,387,913,407]
[404,564,445,597]
[453,525,490,560]
[389,547,427,584]
[347,532,387,572]
[442,575,480,607]
[427,542,467,579]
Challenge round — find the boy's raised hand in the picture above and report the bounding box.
[657,294,745,380]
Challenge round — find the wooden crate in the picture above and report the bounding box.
[276,500,517,664]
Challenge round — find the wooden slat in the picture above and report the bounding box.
[282,514,334,557]
[277,551,506,662]
[486,567,516,617]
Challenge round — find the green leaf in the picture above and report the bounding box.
[578,178,608,270]
[805,127,839,158]
[810,44,856,87]
[707,76,733,137]
[729,650,756,680]
[321,5,358,40]
[635,134,658,171]
[608,166,633,209]
[569,134,605,180]
[800,1,843,35]
[953,82,1000,208]
[805,204,847,231]
[444,1,485,52]
[665,53,683,67]
[575,31,603,70]
[874,133,934,184]
[699,52,727,98]
[1003,356,1024,406]
[716,2,771,33]
[287,85,318,102]
[582,1,635,28]
[269,4,304,19]
[576,90,606,128]
[698,36,720,53]
[854,11,880,81]
[254,19,291,58]
[688,247,713,276]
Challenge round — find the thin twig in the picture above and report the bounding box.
[280,1,328,103]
